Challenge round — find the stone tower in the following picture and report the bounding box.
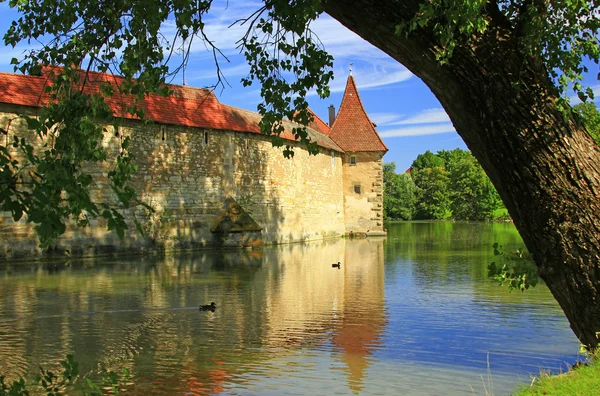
[328,75,388,235]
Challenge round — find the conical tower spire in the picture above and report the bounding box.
[328,75,388,152]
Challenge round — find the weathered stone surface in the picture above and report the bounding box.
[341,152,386,234]
[0,104,357,259]
[211,197,262,233]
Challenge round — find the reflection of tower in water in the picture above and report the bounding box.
[332,238,387,394]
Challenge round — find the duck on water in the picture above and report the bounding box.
[199,302,216,311]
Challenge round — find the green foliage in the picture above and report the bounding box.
[444,149,503,220]
[409,149,506,221]
[396,0,489,63]
[573,102,600,146]
[515,351,600,395]
[241,0,334,158]
[488,243,539,292]
[395,0,600,103]
[383,162,416,220]
[0,355,130,396]
[411,150,445,170]
[412,165,451,219]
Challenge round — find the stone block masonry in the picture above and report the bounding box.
[0,105,346,260]
[341,152,385,234]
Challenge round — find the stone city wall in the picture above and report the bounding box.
[0,104,346,260]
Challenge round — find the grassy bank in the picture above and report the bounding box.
[515,357,600,395]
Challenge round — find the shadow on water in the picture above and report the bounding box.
[0,223,580,395]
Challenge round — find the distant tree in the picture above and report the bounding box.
[383,163,416,220]
[410,150,445,171]
[448,153,503,220]
[412,166,450,220]
[436,148,467,170]
[573,102,600,146]
[384,163,401,220]
[396,173,417,220]
[410,148,505,221]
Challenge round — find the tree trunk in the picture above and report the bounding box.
[324,0,600,348]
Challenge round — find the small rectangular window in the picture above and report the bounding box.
[160,125,167,141]
[349,155,357,166]
[354,185,361,194]
[204,131,209,145]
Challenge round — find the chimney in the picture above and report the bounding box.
[328,105,336,126]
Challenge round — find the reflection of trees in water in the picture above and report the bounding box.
[0,239,387,395]
[384,221,524,282]
[383,221,561,314]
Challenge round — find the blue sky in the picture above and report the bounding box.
[1,1,598,173]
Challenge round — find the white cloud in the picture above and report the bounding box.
[389,108,450,125]
[169,6,413,92]
[311,16,392,62]
[369,113,404,126]
[379,123,456,137]
[307,65,412,96]
[186,61,250,83]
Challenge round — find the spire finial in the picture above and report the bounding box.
[349,62,353,76]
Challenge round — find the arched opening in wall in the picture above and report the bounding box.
[204,130,209,145]
[160,125,167,141]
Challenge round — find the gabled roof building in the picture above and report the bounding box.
[0,69,386,258]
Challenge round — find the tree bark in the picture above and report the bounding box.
[324,0,600,348]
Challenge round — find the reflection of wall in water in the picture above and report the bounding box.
[262,239,347,348]
[333,238,386,394]
[0,240,386,394]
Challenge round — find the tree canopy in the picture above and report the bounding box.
[384,149,505,221]
[383,163,416,221]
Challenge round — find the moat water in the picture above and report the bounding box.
[0,222,580,395]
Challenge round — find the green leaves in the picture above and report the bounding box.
[409,149,505,220]
[383,162,417,220]
[573,102,600,146]
[0,354,131,396]
[488,243,539,292]
[396,0,489,62]
[394,0,600,103]
[240,0,334,158]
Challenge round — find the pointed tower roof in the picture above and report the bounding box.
[329,76,388,152]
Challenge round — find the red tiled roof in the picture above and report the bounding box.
[307,108,331,135]
[0,70,342,152]
[329,76,388,152]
